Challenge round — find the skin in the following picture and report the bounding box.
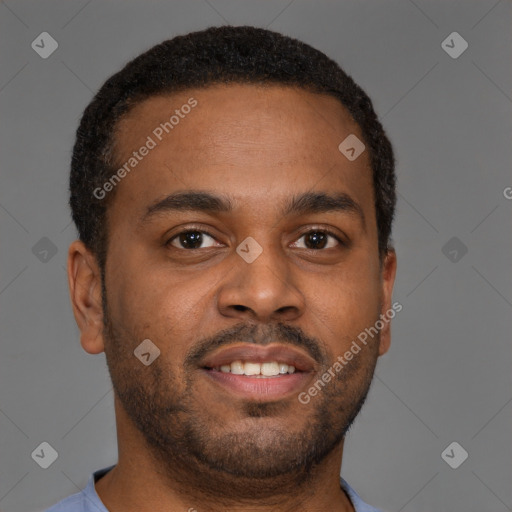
[68,84,397,512]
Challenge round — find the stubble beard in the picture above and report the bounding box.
[100,284,379,498]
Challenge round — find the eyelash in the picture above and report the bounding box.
[166,226,347,250]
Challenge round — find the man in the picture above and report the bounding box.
[48,25,397,512]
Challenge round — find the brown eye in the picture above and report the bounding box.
[291,230,342,250]
[168,230,218,250]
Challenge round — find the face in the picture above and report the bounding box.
[70,84,396,492]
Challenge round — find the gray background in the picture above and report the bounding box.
[1,1,511,511]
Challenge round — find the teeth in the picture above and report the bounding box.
[261,362,280,376]
[216,360,296,376]
[230,361,244,375]
[244,362,261,376]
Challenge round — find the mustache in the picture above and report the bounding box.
[184,322,327,369]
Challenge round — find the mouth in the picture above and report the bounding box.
[200,344,316,400]
[206,360,299,377]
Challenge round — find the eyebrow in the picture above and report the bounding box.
[283,191,365,228]
[141,190,366,228]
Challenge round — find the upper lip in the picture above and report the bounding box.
[200,343,317,372]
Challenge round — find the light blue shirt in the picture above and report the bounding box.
[45,466,382,512]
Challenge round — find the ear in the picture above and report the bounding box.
[378,248,397,356]
[67,240,106,354]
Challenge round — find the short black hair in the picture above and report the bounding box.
[70,25,396,270]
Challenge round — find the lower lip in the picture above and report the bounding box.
[202,369,311,400]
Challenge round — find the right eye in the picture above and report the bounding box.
[166,230,221,250]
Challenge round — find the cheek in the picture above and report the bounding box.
[307,257,381,342]
[107,253,215,360]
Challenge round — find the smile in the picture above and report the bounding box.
[207,360,297,377]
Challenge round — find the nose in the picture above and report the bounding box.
[216,238,305,323]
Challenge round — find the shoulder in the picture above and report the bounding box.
[44,490,88,512]
[44,466,114,512]
[340,477,383,512]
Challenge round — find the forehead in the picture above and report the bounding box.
[115,83,364,157]
[109,84,374,226]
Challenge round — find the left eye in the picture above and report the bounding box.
[291,230,341,250]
